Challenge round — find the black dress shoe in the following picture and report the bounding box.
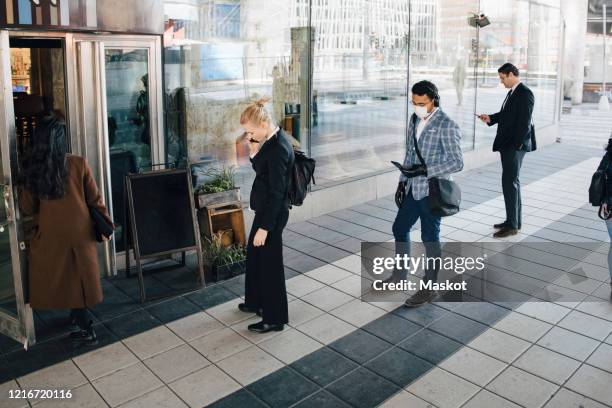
[493,227,519,238]
[493,221,509,229]
[238,303,262,317]
[404,289,435,308]
[248,321,284,333]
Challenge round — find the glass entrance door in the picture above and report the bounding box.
[71,35,163,274]
[0,30,36,347]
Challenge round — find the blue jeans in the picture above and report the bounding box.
[606,220,612,280]
[392,189,442,283]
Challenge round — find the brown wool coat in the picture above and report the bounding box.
[19,155,111,309]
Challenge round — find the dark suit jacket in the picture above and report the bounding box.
[250,129,295,231]
[488,82,536,152]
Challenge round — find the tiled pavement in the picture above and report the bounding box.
[1,143,612,408]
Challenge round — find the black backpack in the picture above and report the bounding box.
[288,149,316,206]
[590,157,609,207]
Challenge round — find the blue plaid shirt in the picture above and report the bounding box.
[399,110,464,200]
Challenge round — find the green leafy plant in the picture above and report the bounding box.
[195,166,236,194]
[202,235,246,268]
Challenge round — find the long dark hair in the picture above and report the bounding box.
[22,114,69,199]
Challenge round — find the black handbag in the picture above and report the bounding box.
[411,115,461,217]
[89,206,114,242]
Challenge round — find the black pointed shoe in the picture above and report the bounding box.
[238,303,262,317]
[247,321,284,333]
[404,289,435,308]
[70,322,98,347]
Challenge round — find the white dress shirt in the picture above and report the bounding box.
[501,81,521,110]
[416,108,439,141]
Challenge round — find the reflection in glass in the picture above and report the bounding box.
[0,188,17,317]
[105,49,151,251]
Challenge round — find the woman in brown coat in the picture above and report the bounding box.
[19,114,112,346]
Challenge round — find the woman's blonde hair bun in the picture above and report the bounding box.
[240,96,274,126]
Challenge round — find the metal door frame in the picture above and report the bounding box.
[0,30,37,347]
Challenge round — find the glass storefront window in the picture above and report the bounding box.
[163,0,311,198]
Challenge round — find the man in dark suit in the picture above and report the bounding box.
[478,63,536,238]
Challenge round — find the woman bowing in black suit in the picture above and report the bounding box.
[238,97,295,333]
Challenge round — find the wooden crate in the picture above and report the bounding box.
[198,201,246,247]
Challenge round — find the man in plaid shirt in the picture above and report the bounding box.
[392,80,464,307]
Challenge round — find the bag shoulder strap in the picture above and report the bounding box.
[410,114,426,167]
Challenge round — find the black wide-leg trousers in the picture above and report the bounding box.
[244,209,290,325]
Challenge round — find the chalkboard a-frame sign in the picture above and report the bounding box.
[125,169,204,302]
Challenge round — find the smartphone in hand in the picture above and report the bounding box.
[391,161,406,170]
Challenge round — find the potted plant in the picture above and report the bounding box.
[193,166,241,208]
[202,236,247,282]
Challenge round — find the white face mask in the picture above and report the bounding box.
[414,105,430,119]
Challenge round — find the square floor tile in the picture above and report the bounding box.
[365,347,433,388]
[486,366,559,408]
[286,275,326,298]
[587,343,612,373]
[0,380,28,408]
[462,390,521,408]
[305,264,353,285]
[92,363,163,407]
[332,255,363,274]
[185,285,237,310]
[566,364,612,406]
[118,386,187,408]
[468,328,531,363]
[301,286,354,312]
[123,326,184,360]
[543,387,609,408]
[166,311,224,342]
[296,314,356,344]
[189,326,250,363]
[144,344,210,383]
[104,309,160,339]
[206,298,253,326]
[217,345,284,386]
[35,384,108,408]
[406,367,480,408]
[327,367,401,408]
[259,329,323,364]
[455,302,510,326]
[329,329,392,364]
[331,299,388,327]
[144,297,201,324]
[206,389,267,408]
[399,328,462,365]
[440,347,507,386]
[288,299,326,327]
[331,275,363,297]
[514,345,581,385]
[428,313,488,344]
[514,302,571,324]
[294,389,351,408]
[558,310,612,341]
[362,313,422,345]
[393,303,448,326]
[247,367,320,407]
[169,365,241,407]
[18,361,87,399]
[73,342,139,381]
[537,327,600,361]
[492,311,552,342]
[291,347,358,387]
[379,391,434,408]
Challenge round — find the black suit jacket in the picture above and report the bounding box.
[488,82,536,152]
[249,129,295,231]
